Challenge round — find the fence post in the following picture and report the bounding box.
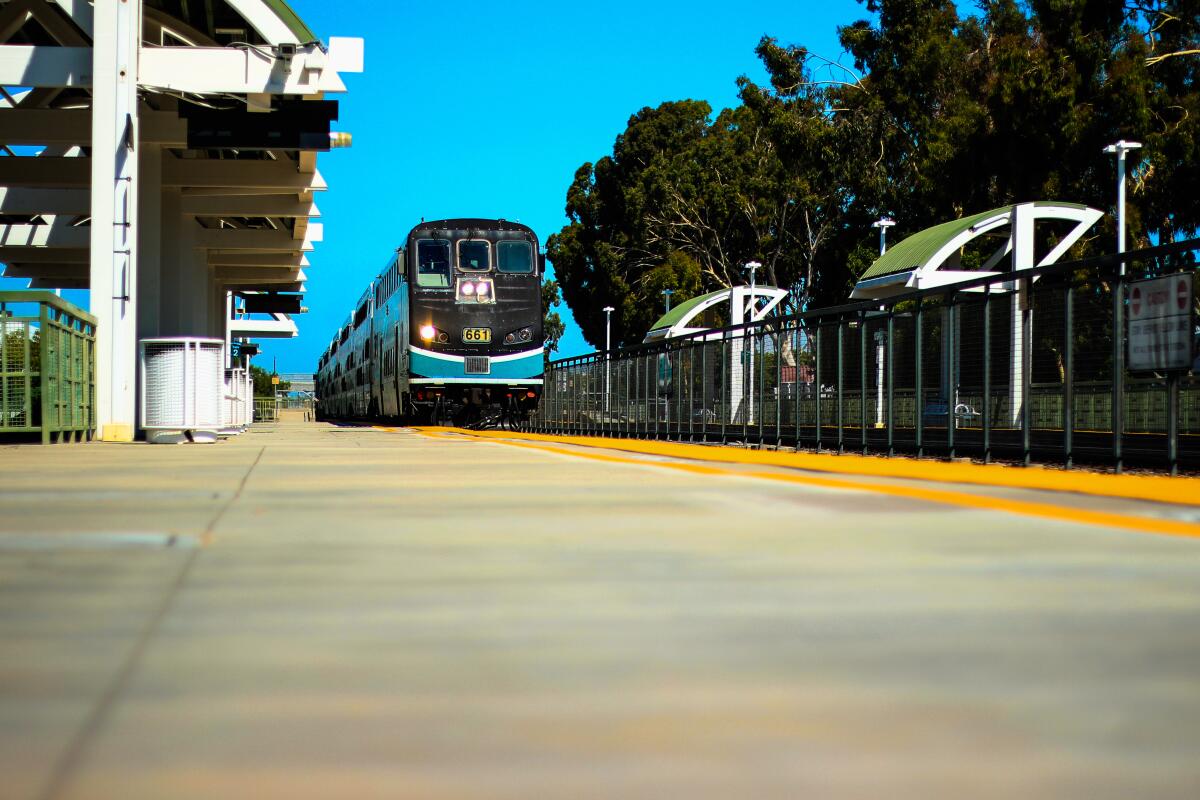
[1112,273,1125,473]
[946,296,956,460]
[814,324,822,451]
[720,334,728,443]
[1064,284,1074,468]
[1168,372,1179,475]
[758,330,766,447]
[39,303,51,445]
[1022,278,1033,466]
[915,298,924,458]
[836,318,844,454]
[859,310,868,455]
[982,286,992,464]
[700,339,707,442]
[793,325,802,450]
[886,310,895,458]
[775,329,782,448]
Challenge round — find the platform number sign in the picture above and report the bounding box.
[230,340,241,360]
[1127,273,1194,372]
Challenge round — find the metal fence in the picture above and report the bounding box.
[1,292,96,443]
[253,397,315,422]
[533,239,1200,473]
[254,397,279,422]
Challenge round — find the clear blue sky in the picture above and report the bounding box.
[2,0,873,373]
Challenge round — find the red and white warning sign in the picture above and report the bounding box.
[1127,272,1194,372]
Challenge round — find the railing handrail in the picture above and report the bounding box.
[0,291,98,327]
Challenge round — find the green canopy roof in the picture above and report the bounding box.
[648,289,729,331]
[858,201,1091,282]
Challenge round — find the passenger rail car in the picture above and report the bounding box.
[316,218,544,425]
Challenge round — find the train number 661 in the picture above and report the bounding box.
[462,327,492,343]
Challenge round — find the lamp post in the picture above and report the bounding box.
[1103,140,1142,276]
[1104,140,1141,473]
[603,305,614,413]
[870,220,894,428]
[872,217,895,256]
[662,288,674,313]
[743,261,762,425]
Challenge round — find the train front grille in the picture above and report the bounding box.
[464,356,490,375]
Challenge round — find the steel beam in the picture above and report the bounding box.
[163,158,327,191]
[181,194,319,218]
[0,221,90,248]
[0,187,90,215]
[0,109,186,146]
[207,252,310,267]
[0,46,92,88]
[0,246,89,262]
[195,226,319,251]
[215,266,307,283]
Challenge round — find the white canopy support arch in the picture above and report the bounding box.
[851,201,1106,428]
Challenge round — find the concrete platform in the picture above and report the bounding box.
[2,421,1199,799]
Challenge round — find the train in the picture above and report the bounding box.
[315,218,544,426]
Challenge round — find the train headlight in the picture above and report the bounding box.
[504,326,534,344]
[461,282,475,296]
[419,324,436,341]
[475,281,490,297]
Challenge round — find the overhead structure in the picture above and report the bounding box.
[850,201,1105,426]
[850,201,1104,300]
[644,286,789,343]
[0,0,363,441]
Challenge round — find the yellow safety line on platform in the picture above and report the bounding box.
[404,428,1200,539]
[410,427,1200,507]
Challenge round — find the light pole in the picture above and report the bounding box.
[743,261,762,425]
[661,288,674,313]
[870,220,894,428]
[603,305,614,413]
[872,217,895,256]
[1103,140,1142,276]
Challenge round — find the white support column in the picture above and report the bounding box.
[89,0,142,442]
[225,290,234,368]
[1009,203,1035,426]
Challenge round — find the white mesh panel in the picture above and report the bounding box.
[141,338,225,429]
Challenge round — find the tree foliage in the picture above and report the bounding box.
[548,0,1200,350]
[250,364,289,396]
[541,278,566,360]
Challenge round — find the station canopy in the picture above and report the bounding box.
[0,0,363,308]
[850,201,1104,300]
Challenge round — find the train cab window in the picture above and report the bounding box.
[416,239,451,288]
[497,241,533,273]
[457,240,490,271]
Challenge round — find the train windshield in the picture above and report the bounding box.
[458,240,490,271]
[416,239,451,288]
[497,241,533,273]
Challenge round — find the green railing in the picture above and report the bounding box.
[254,397,279,422]
[1,292,96,443]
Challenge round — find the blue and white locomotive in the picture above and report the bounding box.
[316,218,544,425]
